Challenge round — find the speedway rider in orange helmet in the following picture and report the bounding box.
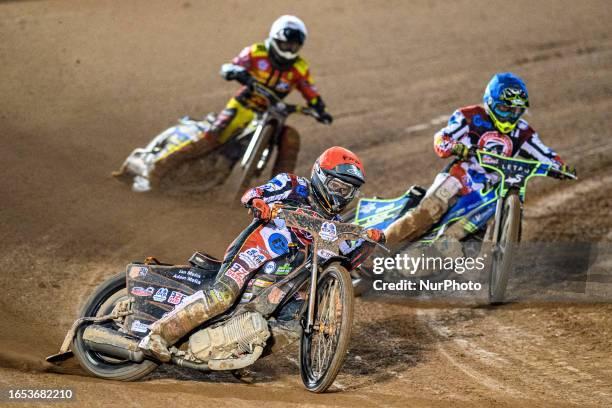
[139,147,384,362]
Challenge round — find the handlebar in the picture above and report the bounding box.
[270,204,390,252]
[223,76,322,121]
[471,149,577,180]
[249,81,319,119]
[547,167,577,180]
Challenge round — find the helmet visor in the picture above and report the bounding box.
[282,27,305,45]
[276,39,302,54]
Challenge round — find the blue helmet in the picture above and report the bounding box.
[483,72,529,133]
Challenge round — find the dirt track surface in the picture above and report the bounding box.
[1,0,611,406]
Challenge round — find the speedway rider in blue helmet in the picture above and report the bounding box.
[384,72,576,244]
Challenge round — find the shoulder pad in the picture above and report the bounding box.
[517,118,529,129]
[293,57,309,76]
[458,105,486,120]
[251,42,268,57]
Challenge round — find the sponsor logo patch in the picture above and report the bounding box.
[317,249,337,259]
[264,261,276,274]
[268,233,289,255]
[225,263,249,286]
[275,263,293,275]
[238,248,267,269]
[478,131,513,157]
[153,287,168,302]
[167,291,186,305]
[319,222,338,242]
[131,320,150,333]
[130,286,155,297]
[257,59,269,71]
[128,265,149,279]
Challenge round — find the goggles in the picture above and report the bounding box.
[493,103,525,122]
[325,177,358,200]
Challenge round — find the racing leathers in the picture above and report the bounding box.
[384,105,566,244]
[140,172,374,362]
[151,42,331,184]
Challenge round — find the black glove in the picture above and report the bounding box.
[309,97,333,124]
[317,111,333,124]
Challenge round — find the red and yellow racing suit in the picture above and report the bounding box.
[152,43,324,182]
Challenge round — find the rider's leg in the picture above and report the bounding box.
[149,98,254,185]
[384,172,463,244]
[140,220,275,361]
[272,126,300,175]
[213,98,255,144]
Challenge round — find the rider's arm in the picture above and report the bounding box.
[434,110,470,158]
[231,45,254,70]
[220,45,255,83]
[241,173,304,207]
[518,123,565,168]
[292,59,320,104]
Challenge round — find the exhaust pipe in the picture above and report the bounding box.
[82,325,145,363]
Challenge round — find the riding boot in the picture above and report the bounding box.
[384,194,449,244]
[385,175,462,244]
[139,290,228,362]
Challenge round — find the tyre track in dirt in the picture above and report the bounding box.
[415,307,612,406]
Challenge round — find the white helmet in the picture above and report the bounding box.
[267,15,308,64]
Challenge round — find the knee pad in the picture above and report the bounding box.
[426,173,462,209]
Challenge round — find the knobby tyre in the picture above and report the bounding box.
[489,193,521,304]
[71,272,158,380]
[299,263,354,393]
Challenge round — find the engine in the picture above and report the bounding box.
[187,312,270,363]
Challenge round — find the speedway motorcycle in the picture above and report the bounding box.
[47,205,384,393]
[114,78,323,195]
[347,150,576,303]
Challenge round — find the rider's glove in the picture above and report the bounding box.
[220,64,253,87]
[309,97,333,125]
[366,228,386,244]
[451,142,470,160]
[316,111,333,125]
[248,198,272,222]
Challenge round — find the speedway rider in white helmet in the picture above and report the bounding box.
[123,15,333,188]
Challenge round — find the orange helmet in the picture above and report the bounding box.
[311,146,365,215]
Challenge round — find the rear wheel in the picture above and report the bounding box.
[299,263,354,393]
[235,124,275,198]
[72,272,158,380]
[489,193,521,304]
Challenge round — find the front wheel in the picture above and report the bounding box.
[299,263,354,393]
[489,193,521,304]
[71,272,158,380]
